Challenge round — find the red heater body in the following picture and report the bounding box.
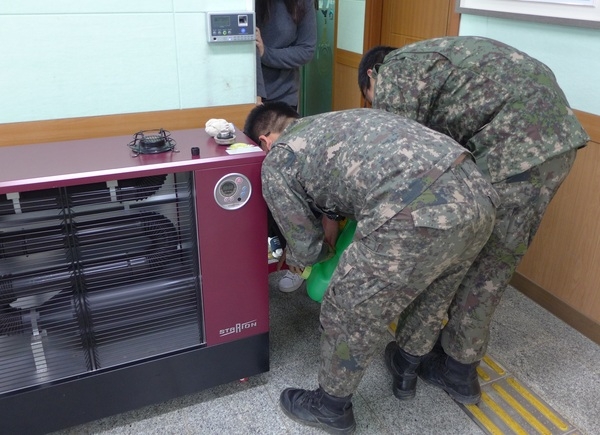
[0,128,269,434]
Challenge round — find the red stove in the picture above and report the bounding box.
[0,128,269,434]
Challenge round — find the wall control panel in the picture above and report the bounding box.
[207,12,255,43]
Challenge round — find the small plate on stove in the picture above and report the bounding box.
[214,132,236,145]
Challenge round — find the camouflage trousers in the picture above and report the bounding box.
[318,158,497,397]
[395,149,577,363]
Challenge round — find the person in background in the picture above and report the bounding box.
[255,0,316,109]
[244,102,498,434]
[358,36,589,405]
[255,0,317,292]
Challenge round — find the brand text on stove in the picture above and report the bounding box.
[219,319,258,337]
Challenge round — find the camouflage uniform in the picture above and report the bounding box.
[262,108,498,397]
[372,36,589,362]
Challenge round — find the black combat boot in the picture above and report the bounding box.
[279,386,356,434]
[384,341,422,400]
[418,352,481,404]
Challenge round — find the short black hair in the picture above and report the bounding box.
[243,102,300,145]
[358,45,396,98]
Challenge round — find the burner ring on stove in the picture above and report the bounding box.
[128,129,177,156]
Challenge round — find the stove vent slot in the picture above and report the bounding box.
[0,172,203,395]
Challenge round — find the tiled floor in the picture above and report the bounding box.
[53,271,600,435]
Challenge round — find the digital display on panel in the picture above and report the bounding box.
[213,15,231,28]
[220,181,236,197]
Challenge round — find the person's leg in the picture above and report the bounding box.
[280,221,477,434]
[318,161,496,399]
[394,150,576,404]
[278,161,496,432]
[442,150,576,362]
[268,207,306,292]
[385,261,480,400]
[392,216,518,404]
[381,159,498,402]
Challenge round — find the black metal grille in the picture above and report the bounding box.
[0,172,203,395]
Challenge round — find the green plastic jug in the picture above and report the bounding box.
[306,220,357,302]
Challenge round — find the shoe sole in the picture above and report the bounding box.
[418,374,481,405]
[279,401,356,434]
[391,384,416,400]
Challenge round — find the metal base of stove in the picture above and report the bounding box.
[0,333,269,435]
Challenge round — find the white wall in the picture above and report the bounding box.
[0,0,256,124]
[336,0,365,54]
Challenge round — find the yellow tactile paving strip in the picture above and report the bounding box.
[462,355,581,435]
[386,322,580,434]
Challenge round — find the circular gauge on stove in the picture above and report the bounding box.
[214,173,252,210]
[220,180,236,197]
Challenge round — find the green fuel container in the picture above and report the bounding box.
[306,219,356,302]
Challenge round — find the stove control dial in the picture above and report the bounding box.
[214,173,252,210]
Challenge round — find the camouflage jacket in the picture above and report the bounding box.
[373,36,589,183]
[261,108,480,269]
